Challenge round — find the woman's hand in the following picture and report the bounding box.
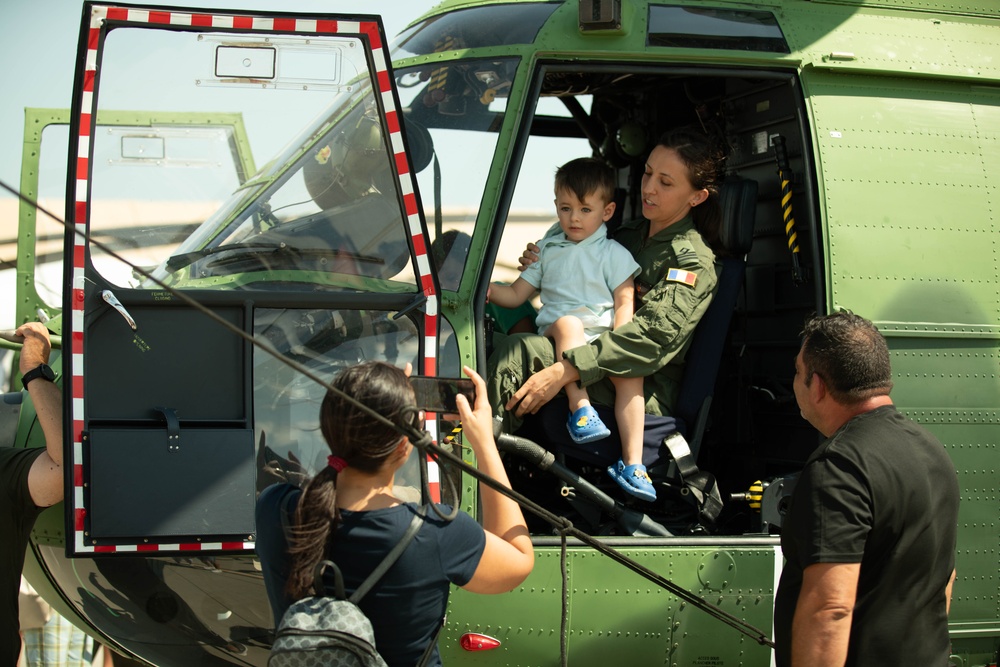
[517,242,540,272]
[456,363,534,594]
[455,365,496,457]
[505,359,579,417]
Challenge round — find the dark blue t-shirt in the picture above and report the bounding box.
[256,484,486,667]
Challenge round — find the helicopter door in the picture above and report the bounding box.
[64,4,437,555]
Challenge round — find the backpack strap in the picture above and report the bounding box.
[415,616,445,667]
[313,559,347,600]
[349,504,426,604]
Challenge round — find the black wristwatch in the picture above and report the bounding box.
[21,363,55,389]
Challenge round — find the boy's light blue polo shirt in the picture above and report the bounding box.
[521,223,639,341]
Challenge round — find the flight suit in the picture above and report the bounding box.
[488,214,718,432]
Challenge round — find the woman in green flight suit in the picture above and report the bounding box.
[487,126,725,435]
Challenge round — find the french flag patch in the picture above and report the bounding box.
[666,268,698,287]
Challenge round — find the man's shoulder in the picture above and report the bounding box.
[820,405,951,470]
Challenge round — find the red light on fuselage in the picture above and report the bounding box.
[460,633,501,651]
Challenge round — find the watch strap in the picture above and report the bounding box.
[21,364,54,389]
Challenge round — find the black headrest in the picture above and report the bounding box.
[717,177,757,257]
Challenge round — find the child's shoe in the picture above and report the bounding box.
[566,406,611,444]
[607,459,657,502]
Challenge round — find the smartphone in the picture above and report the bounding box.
[410,375,476,413]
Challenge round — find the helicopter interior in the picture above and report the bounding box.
[417,63,825,538]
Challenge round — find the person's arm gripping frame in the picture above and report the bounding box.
[18,322,64,508]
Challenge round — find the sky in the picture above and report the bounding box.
[0,0,435,330]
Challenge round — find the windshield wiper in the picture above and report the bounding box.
[165,242,283,272]
[166,242,385,273]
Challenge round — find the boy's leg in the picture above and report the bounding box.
[544,317,590,411]
[546,317,611,444]
[611,376,644,465]
[608,376,656,501]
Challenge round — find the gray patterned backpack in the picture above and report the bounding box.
[269,507,427,667]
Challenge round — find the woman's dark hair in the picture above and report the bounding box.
[284,361,416,600]
[655,126,727,255]
[801,311,893,405]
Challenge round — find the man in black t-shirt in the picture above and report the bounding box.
[2,323,63,666]
[774,311,959,666]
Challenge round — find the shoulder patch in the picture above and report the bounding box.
[665,268,698,288]
[670,235,702,270]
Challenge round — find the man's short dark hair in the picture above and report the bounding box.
[554,157,615,205]
[801,311,893,404]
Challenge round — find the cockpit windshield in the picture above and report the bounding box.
[391,3,558,60]
[394,57,520,290]
[88,24,418,292]
[151,91,414,288]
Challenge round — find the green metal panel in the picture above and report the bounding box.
[779,2,1000,81]
[443,545,778,666]
[805,63,1000,661]
[808,0,999,18]
[804,71,1000,330]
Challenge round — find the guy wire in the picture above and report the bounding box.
[0,176,774,648]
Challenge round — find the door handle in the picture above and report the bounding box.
[101,290,138,330]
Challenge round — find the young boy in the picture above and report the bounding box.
[488,158,655,502]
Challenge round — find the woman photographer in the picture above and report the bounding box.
[256,362,533,666]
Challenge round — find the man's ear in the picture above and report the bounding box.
[810,372,828,403]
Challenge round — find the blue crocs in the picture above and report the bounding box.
[566,406,611,444]
[607,459,657,502]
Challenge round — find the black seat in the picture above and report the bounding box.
[673,176,757,457]
[515,176,758,472]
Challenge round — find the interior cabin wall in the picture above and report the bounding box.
[700,74,825,527]
[504,65,824,535]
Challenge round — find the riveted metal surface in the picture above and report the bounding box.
[804,70,999,330]
[782,3,1000,79]
[444,546,777,665]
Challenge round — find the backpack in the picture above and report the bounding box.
[269,505,429,667]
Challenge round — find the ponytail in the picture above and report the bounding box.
[284,466,341,601]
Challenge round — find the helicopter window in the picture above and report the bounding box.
[395,58,520,291]
[252,307,426,497]
[32,121,72,312]
[84,26,420,292]
[496,97,595,291]
[391,4,559,60]
[647,6,789,53]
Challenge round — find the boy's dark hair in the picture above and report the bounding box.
[554,157,616,205]
[801,311,893,404]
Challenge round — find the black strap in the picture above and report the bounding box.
[415,616,444,667]
[663,433,723,525]
[350,505,425,603]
